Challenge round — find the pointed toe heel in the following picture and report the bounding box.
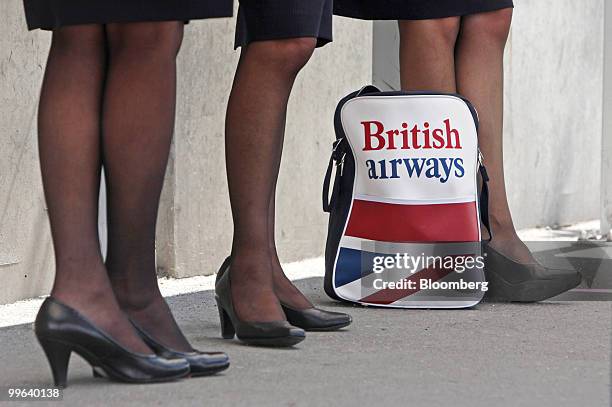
[35,298,190,387]
[484,244,582,302]
[239,327,305,347]
[215,257,305,347]
[130,320,230,377]
[281,303,352,332]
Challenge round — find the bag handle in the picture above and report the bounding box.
[356,85,381,97]
[324,86,380,212]
[323,139,346,212]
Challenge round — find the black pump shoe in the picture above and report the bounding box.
[215,258,305,347]
[130,321,230,377]
[281,303,352,331]
[35,298,190,387]
[483,243,582,302]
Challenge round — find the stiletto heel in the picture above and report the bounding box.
[217,300,236,339]
[215,257,305,347]
[37,338,71,388]
[35,298,190,387]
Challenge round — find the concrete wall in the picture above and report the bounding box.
[372,0,604,229]
[0,1,373,303]
[0,2,54,305]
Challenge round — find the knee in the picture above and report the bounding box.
[464,8,513,45]
[51,25,105,57]
[106,21,184,60]
[248,37,317,75]
[428,17,461,47]
[400,17,461,49]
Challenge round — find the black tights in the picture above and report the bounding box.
[398,9,535,263]
[39,22,191,353]
[225,38,317,322]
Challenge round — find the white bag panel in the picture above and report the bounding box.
[340,95,479,204]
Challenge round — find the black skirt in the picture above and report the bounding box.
[334,0,514,20]
[23,0,234,31]
[234,0,332,49]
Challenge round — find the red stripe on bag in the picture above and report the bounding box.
[345,200,479,242]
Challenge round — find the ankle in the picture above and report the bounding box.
[50,280,111,308]
[268,251,282,269]
[51,263,110,299]
[119,296,165,319]
[110,277,164,312]
[230,250,273,271]
[488,216,519,239]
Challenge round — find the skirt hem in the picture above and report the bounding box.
[334,2,513,21]
[234,0,332,49]
[24,1,233,31]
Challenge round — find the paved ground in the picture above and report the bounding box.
[0,276,609,407]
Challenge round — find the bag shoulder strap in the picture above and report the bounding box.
[323,85,381,212]
[323,139,346,212]
[479,159,492,241]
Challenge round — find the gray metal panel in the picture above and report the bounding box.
[602,0,612,238]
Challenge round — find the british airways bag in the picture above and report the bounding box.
[323,86,491,308]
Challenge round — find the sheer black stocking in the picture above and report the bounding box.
[264,100,313,311]
[225,38,316,322]
[38,25,150,354]
[454,9,535,263]
[399,9,535,263]
[268,196,314,310]
[102,22,193,351]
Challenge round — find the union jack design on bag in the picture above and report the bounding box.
[323,86,491,308]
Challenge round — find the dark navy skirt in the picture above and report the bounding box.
[334,0,514,20]
[23,0,234,31]
[234,0,332,48]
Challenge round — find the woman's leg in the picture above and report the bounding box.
[102,22,192,351]
[38,25,150,353]
[270,17,463,310]
[398,17,461,92]
[225,38,317,321]
[454,9,534,262]
[268,191,313,309]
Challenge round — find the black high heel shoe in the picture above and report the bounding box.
[35,298,190,387]
[215,258,305,347]
[281,303,352,331]
[130,321,230,377]
[483,243,582,302]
